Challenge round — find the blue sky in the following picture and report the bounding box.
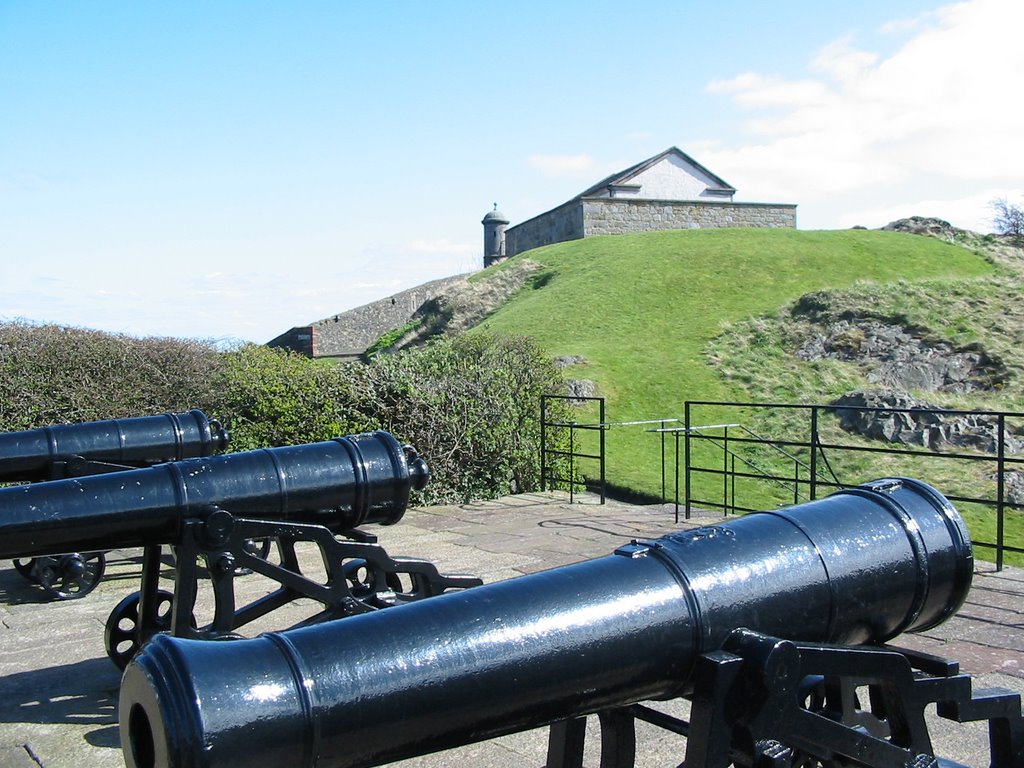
[1,0,1021,344]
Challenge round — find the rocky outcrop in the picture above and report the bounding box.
[830,390,1023,454]
[796,318,1006,393]
[565,379,597,402]
[880,216,963,240]
[792,292,1008,394]
[993,470,1024,506]
[554,355,588,369]
[553,355,597,403]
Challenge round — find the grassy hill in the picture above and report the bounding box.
[473,227,998,500]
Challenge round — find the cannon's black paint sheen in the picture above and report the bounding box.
[0,430,427,559]
[0,409,228,482]
[119,477,972,768]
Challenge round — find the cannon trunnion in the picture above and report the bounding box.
[119,478,1023,768]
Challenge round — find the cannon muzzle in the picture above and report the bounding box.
[0,430,428,559]
[0,409,229,482]
[119,477,973,768]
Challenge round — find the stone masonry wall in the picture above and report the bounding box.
[504,198,796,258]
[268,275,466,358]
[582,198,796,235]
[313,275,467,358]
[505,200,585,258]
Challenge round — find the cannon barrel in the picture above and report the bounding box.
[119,477,973,768]
[0,409,229,482]
[0,430,428,560]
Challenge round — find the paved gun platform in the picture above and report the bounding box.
[0,492,1021,767]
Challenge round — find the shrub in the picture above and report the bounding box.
[363,318,424,359]
[0,322,568,505]
[345,332,570,504]
[212,344,369,451]
[0,321,221,431]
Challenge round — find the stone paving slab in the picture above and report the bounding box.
[0,491,1021,767]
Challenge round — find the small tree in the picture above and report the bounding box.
[991,198,1024,245]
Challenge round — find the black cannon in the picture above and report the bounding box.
[0,430,480,668]
[2,409,229,599]
[0,409,229,483]
[119,478,1024,768]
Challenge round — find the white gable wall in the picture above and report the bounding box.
[594,154,732,201]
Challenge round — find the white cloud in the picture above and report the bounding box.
[527,153,596,176]
[700,0,1024,230]
[708,73,835,113]
[879,8,939,35]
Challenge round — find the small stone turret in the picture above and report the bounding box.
[482,204,509,268]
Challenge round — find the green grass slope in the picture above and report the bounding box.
[477,228,994,497]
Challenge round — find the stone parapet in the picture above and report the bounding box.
[505,201,584,258]
[582,198,797,235]
[503,198,796,259]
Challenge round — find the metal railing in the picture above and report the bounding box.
[540,395,606,503]
[540,397,685,505]
[682,400,1024,570]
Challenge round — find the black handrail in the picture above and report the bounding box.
[685,400,1024,570]
[540,395,606,503]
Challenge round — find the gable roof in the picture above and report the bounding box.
[576,146,736,199]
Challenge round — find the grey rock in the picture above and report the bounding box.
[880,216,958,240]
[565,379,597,402]
[793,310,1007,394]
[554,355,588,369]
[830,390,1024,454]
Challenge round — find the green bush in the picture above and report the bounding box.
[347,332,570,504]
[0,321,221,430]
[363,318,423,359]
[0,322,568,505]
[213,344,369,451]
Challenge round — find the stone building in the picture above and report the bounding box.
[489,146,796,265]
[269,147,797,357]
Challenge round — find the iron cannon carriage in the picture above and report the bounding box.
[0,430,480,668]
[119,478,1023,768]
[1,410,229,599]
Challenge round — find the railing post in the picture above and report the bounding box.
[731,452,736,516]
[684,402,692,519]
[674,430,682,523]
[997,413,1006,572]
[568,423,575,504]
[809,406,819,501]
[660,420,666,504]
[793,451,800,506]
[599,399,606,505]
[540,396,548,493]
[723,425,730,515]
